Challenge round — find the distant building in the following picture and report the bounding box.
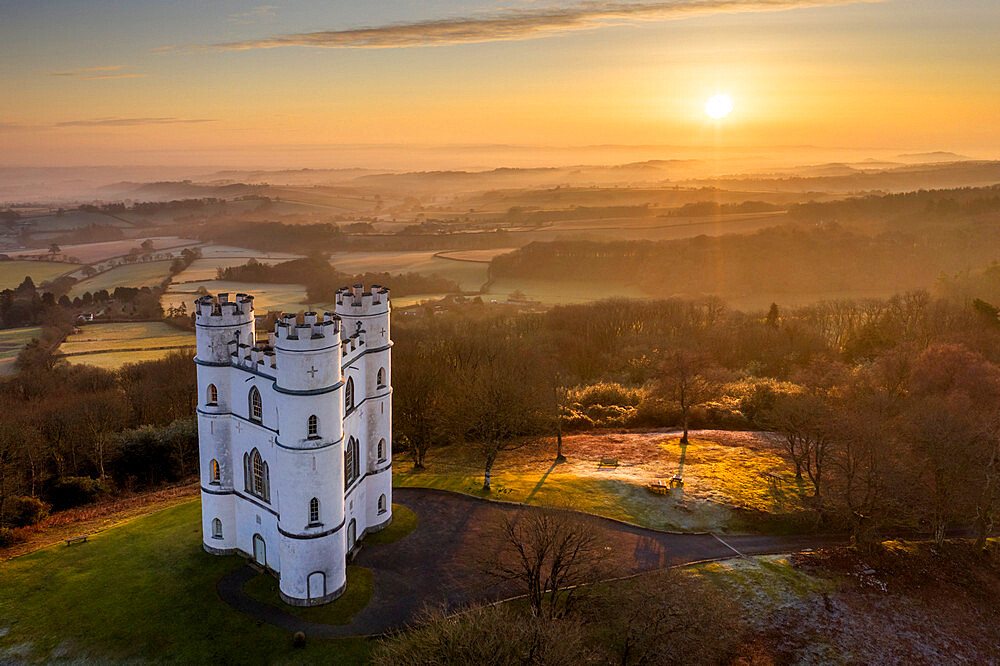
[194,285,392,606]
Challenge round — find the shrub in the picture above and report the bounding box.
[568,382,645,408]
[0,527,23,548]
[293,631,306,648]
[47,476,108,511]
[8,496,50,527]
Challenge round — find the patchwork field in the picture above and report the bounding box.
[59,322,194,369]
[172,256,294,283]
[0,501,368,664]
[0,261,77,290]
[162,281,312,315]
[394,430,806,533]
[0,326,41,375]
[68,261,175,297]
[484,277,636,304]
[20,210,131,233]
[198,245,302,260]
[329,251,487,291]
[14,237,201,264]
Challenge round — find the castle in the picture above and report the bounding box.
[194,285,392,606]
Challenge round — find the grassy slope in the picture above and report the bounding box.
[0,261,77,290]
[68,261,175,297]
[0,500,370,664]
[161,281,312,315]
[60,322,195,354]
[0,326,41,376]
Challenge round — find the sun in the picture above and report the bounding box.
[705,94,734,119]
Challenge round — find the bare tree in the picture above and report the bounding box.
[655,347,726,444]
[489,508,602,618]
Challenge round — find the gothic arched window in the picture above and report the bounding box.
[344,437,360,489]
[209,459,220,484]
[212,518,223,539]
[377,438,386,463]
[249,448,270,502]
[378,494,387,514]
[248,386,262,423]
[376,367,386,388]
[345,377,355,412]
[207,384,218,405]
[309,497,319,524]
[307,414,318,438]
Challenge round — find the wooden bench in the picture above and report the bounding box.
[66,535,89,546]
[670,474,684,487]
[649,479,669,495]
[598,457,619,468]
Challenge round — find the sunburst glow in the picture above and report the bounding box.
[705,94,734,119]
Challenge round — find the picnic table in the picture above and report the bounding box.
[649,478,669,495]
[599,457,619,468]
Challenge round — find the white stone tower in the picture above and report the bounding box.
[195,285,392,606]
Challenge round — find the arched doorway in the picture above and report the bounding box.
[347,519,357,552]
[308,571,326,601]
[252,534,266,567]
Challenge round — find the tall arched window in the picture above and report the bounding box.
[344,437,360,489]
[248,386,262,423]
[249,448,270,502]
[212,518,223,538]
[345,377,355,411]
[377,367,386,388]
[309,497,319,524]
[209,459,220,484]
[307,414,318,438]
[378,494,387,514]
[207,384,218,405]
[377,438,386,463]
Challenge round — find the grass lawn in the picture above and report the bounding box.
[394,431,807,533]
[365,504,417,545]
[0,261,77,290]
[0,326,41,376]
[65,348,194,370]
[245,567,373,626]
[0,500,371,664]
[69,260,175,297]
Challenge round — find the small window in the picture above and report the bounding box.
[377,438,386,463]
[210,459,220,484]
[309,497,319,524]
[249,387,262,423]
[307,414,318,438]
[207,384,218,405]
[212,518,223,539]
[377,367,386,388]
[249,448,270,502]
[378,494,387,514]
[345,377,355,411]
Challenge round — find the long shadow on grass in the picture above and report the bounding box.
[524,461,560,504]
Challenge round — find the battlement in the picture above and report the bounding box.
[273,311,342,351]
[194,293,255,326]
[230,342,277,374]
[334,284,390,316]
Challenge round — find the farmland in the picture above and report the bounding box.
[329,250,489,292]
[162,281,312,315]
[484,277,634,304]
[0,261,77,290]
[0,326,42,375]
[59,322,194,369]
[68,261,175,297]
[15,237,200,264]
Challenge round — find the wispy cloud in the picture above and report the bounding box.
[229,4,278,23]
[47,65,147,80]
[54,117,216,127]
[176,0,879,52]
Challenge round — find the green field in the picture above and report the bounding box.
[60,321,193,353]
[22,210,131,232]
[15,237,201,264]
[0,500,370,663]
[329,251,488,291]
[172,256,293,283]
[69,261,175,297]
[162,280,313,315]
[484,277,636,304]
[0,326,41,376]
[0,261,77,290]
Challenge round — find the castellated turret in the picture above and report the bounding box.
[194,287,393,607]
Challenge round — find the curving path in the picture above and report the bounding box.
[217,487,849,637]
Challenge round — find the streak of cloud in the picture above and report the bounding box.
[229,5,279,24]
[180,0,881,52]
[54,117,216,127]
[48,65,124,77]
[81,74,147,80]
